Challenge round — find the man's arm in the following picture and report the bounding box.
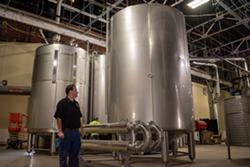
[80,117,84,137]
[56,118,64,139]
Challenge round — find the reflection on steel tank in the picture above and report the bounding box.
[108,4,194,132]
[92,54,108,123]
[224,96,250,146]
[28,44,89,132]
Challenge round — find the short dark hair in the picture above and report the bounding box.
[65,84,75,95]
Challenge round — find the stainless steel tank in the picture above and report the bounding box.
[224,96,250,146]
[92,54,108,123]
[28,44,89,132]
[108,4,194,131]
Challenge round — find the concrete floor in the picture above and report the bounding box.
[0,144,249,167]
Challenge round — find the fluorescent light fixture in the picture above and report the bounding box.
[187,0,210,9]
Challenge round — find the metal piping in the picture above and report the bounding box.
[192,62,221,130]
[192,62,220,96]
[83,122,129,134]
[53,0,63,42]
[148,0,157,4]
[190,57,250,87]
[55,0,63,24]
[148,121,162,150]
[39,29,49,44]
[83,127,128,134]
[82,140,129,152]
[0,86,31,95]
[82,121,153,152]
[170,0,184,7]
[191,69,232,86]
[217,56,250,74]
[243,61,250,87]
[132,121,152,151]
[83,122,128,128]
[190,57,247,63]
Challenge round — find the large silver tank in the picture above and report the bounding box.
[28,44,89,132]
[92,54,108,123]
[108,4,194,131]
[224,96,250,146]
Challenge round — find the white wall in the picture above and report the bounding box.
[192,83,210,120]
[0,42,42,86]
[0,42,42,143]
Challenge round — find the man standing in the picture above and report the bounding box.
[54,84,84,167]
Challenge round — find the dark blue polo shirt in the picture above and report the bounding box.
[54,97,82,131]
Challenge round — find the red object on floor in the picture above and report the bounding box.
[195,120,207,131]
[8,113,23,132]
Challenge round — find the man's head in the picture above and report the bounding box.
[65,84,78,99]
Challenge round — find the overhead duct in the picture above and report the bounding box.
[192,62,220,96]
[53,0,63,42]
[190,57,250,87]
[190,69,232,87]
[0,86,31,95]
[191,61,222,134]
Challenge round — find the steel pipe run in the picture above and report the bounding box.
[190,57,250,87]
[191,61,221,132]
[82,121,196,166]
[83,122,129,134]
[82,140,129,152]
[0,86,31,95]
[53,0,63,42]
[82,121,157,153]
[192,61,220,96]
[128,121,152,152]
[147,121,163,151]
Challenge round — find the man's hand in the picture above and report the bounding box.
[80,128,84,137]
[58,131,64,139]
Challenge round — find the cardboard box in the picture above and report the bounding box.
[202,131,214,144]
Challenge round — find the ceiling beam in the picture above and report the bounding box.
[191,36,250,55]
[187,3,249,33]
[215,0,250,30]
[191,69,232,87]
[191,18,250,43]
[0,4,106,47]
[88,0,124,27]
[48,0,107,23]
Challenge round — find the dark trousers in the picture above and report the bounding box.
[59,129,81,167]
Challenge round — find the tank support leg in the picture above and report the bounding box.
[187,131,195,161]
[226,140,231,159]
[27,133,33,154]
[50,132,56,155]
[171,139,178,158]
[118,134,122,161]
[121,152,131,167]
[162,131,169,165]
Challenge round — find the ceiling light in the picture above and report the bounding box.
[187,0,210,9]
